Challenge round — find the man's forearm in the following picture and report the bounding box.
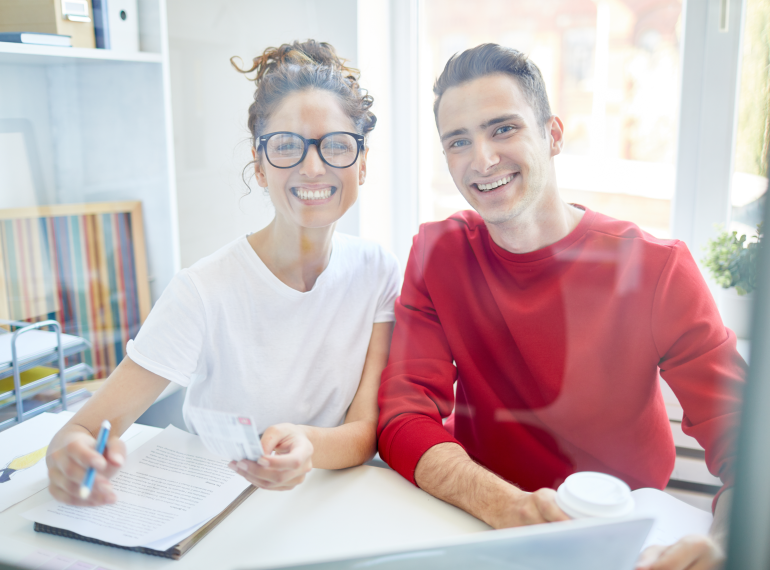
[414,442,522,528]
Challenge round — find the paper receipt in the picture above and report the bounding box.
[186,407,264,462]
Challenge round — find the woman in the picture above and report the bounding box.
[46,40,399,505]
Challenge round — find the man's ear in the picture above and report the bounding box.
[253,146,268,187]
[548,115,564,157]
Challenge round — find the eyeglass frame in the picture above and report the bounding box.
[256,131,366,170]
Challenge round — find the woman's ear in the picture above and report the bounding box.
[358,147,369,185]
[253,146,269,188]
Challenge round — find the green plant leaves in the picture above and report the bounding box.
[702,223,764,295]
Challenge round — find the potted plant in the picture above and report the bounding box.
[702,223,764,338]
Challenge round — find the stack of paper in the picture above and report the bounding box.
[23,426,253,554]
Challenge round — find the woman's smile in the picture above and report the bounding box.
[290,184,338,202]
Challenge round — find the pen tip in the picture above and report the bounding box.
[79,486,90,499]
[101,420,111,430]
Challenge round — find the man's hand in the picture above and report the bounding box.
[414,442,569,529]
[498,487,571,527]
[228,423,313,491]
[636,535,725,570]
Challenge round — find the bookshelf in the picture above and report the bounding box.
[0,0,179,306]
[0,42,163,65]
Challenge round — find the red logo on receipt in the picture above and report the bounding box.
[238,417,251,425]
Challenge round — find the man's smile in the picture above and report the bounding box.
[472,173,518,193]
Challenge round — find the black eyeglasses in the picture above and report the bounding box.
[257,131,365,169]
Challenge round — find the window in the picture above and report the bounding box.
[729,0,769,239]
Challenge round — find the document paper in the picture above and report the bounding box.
[23,425,252,549]
[631,488,713,552]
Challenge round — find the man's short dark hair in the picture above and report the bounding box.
[433,43,553,137]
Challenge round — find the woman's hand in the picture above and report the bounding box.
[635,535,725,570]
[46,428,126,506]
[228,423,313,491]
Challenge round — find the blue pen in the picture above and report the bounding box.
[79,420,111,500]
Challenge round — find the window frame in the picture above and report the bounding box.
[672,0,748,271]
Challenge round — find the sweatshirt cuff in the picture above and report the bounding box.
[380,415,463,486]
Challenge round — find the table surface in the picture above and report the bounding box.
[0,425,490,570]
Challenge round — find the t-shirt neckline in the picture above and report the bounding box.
[487,205,595,264]
[239,234,339,299]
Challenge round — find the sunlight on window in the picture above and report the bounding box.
[730,0,769,240]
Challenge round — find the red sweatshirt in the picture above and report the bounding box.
[378,207,745,497]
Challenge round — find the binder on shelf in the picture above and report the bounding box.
[92,0,109,48]
[0,0,96,49]
[0,32,72,47]
[92,0,138,52]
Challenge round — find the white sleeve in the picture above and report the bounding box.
[126,270,206,387]
[373,251,401,323]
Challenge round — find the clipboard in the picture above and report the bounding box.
[33,485,256,560]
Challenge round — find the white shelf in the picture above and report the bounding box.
[0,0,179,306]
[0,41,162,65]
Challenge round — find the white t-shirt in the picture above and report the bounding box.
[127,233,400,433]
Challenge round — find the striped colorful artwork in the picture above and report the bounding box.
[0,203,150,380]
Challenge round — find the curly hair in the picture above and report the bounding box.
[232,39,377,148]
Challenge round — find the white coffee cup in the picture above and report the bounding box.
[555,471,635,519]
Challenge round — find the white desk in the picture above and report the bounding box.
[0,426,490,569]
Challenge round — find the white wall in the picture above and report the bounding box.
[166,0,360,268]
[0,65,58,208]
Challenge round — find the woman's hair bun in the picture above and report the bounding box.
[232,40,360,88]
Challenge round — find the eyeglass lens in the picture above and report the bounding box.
[265,133,359,168]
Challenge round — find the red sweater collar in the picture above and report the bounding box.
[473,205,596,264]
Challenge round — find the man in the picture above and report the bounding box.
[377,44,744,570]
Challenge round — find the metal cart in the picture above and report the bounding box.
[0,319,92,431]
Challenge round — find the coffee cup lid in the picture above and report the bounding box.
[555,472,634,519]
